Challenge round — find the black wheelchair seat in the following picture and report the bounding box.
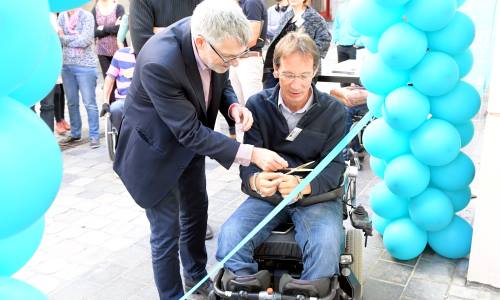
[254,223,302,262]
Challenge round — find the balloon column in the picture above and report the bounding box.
[350,0,476,260]
[0,0,88,298]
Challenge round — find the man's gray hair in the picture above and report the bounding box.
[191,0,250,46]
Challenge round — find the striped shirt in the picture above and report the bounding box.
[106,47,136,99]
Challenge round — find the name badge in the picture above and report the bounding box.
[286,127,303,141]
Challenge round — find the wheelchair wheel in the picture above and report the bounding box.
[345,229,364,293]
[105,114,117,161]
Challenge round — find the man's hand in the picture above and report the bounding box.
[251,147,288,171]
[230,104,253,132]
[100,103,110,117]
[278,175,312,203]
[253,172,283,197]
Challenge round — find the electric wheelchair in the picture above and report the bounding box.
[209,165,372,300]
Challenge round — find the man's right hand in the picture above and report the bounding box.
[100,103,110,117]
[251,147,288,171]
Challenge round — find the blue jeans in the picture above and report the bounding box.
[216,197,344,280]
[146,155,208,300]
[61,65,99,139]
[110,98,125,130]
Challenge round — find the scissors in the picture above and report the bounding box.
[281,161,315,175]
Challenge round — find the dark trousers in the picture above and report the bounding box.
[336,45,357,87]
[343,104,368,160]
[98,55,117,103]
[54,83,66,122]
[262,70,278,90]
[146,155,209,300]
[31,87,55,132]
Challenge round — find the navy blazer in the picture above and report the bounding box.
[113,18,240,209]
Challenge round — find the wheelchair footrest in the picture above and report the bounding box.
[222,269,271,293]
[279,274,331,298]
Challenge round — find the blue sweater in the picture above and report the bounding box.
[240,85,347,204]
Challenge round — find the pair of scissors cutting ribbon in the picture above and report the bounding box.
[282,161,315,175]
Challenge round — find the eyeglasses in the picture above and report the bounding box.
[277,71,314,82]
[205,38,249,65]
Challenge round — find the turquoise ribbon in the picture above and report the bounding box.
[181,110,374,300]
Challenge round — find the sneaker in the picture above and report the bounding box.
[59,136,81,145]
[184,277,213,296]
[89,138,100,148]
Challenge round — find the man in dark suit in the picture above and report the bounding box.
[113,1,288,299]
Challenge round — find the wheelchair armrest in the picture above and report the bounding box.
[297,186,344,207]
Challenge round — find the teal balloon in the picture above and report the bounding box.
[428,215,472,259]
[370,155,386,178]
[443,187,472,212]
[48,0,90,12]
[410,52,460,97]
[362,118,410,161]
[367,92,384,118]
[383,86,430,131]
[384,154,430,197]
[360,54,409,95]
[9,30,62,107]
[427,12,475,56]
[383,218,427,260]
[0,218,44,276]
[409,188,454,232]
[370,182,409,220]
[405,0,457,32]
[430,152,475,191]
[0,98,62,238]
[430,81,480,124]
[455,121,474,147]
[0,1,51,96]
[0,277,47,300]
[375,0,410,6]
[410,119,461,166]
[361,35,379,53]
[378,22,428,70]
[372,213,391,236]
[349,0,403,37]
[454,49,473,78]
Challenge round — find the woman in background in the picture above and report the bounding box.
[58,8,100,148]
[263,0,331,89]
[92,0,125,103]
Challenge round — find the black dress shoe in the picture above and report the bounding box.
[205,224,214,240]
[184,277,213,296]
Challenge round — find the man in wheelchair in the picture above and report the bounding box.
[214,32,364,300]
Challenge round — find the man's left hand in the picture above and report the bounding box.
[278,175,301,198]
[230,104,253,131]
[278,175,312,203]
